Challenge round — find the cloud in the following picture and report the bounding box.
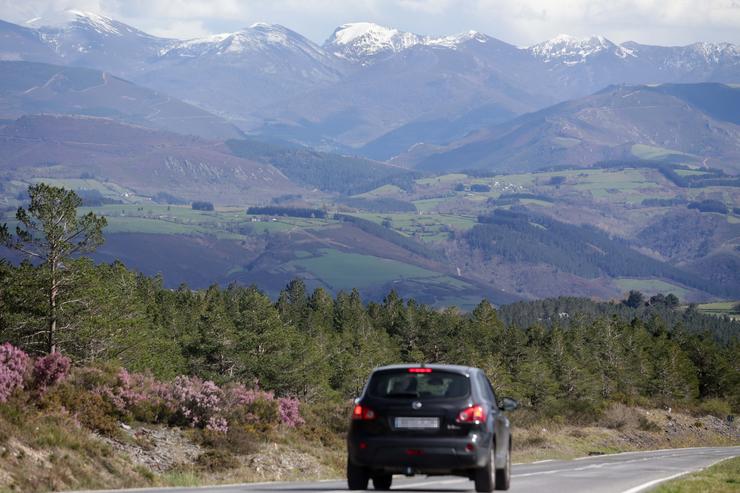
[0,0,738,45]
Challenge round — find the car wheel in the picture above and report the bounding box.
[347,460,369,490]
[494,441,511,490]
[474,447,495,492]
[372,474,393,490]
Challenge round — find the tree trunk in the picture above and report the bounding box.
[48,258,57,353]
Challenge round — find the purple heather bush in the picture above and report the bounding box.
[0,343,304,433]
[169,376,224,430]
[0,343,30,402]
[227,383,275,406]
[32,351,71,391]
[278,397,305,428]
[95,368,161,418]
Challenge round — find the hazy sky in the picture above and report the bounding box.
[1,0,739,46]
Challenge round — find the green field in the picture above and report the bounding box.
[614,278,692,299]
[631,143,695,162]
[412,198,450,212]
[350,212,477,242]
[416,173,468,186]
[283,248,463,291]
[354,184,404,198]
[78,205,339,239]
[696,301,740,320]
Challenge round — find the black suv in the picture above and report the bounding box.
[347,364,518,492]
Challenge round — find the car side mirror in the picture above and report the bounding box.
[499,397,519,412]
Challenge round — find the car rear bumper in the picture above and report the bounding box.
[348,432,490,474]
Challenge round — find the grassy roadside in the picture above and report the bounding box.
[0,402,736,492]
[653,456,739,493]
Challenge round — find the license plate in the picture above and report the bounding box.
[394,417,439,429]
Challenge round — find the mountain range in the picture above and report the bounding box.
[1,11,738,156]
[410,83,740,173]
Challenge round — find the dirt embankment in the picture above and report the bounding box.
[514,404,738,462]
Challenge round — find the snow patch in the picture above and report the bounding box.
[326,23,488,62]
[64,10,122,36]
[160,23,329,62]
[529,34,634,64]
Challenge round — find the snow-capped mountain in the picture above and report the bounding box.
[24,10,168,75]
[138,23,346,120]
[529,34,635,65]
[28,9,141,36]
[620,41,740,79]
[161,23,336,65]
[324,22,489,63]
[0,11,738,151]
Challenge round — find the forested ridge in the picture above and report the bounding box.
[225,138,411,195]
[0,186,738,422]
[2,262,738,416]
[466,210,739,298]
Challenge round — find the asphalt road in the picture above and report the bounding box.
[81,446,738,493]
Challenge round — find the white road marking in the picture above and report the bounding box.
[393,478,468,489]
[531,459,554,463]
[514,469,560,478]
[513,452,712,478]
[619,455,738,493]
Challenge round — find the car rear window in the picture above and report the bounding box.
[368,370,470,400]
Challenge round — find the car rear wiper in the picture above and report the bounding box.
[385,392,419,398]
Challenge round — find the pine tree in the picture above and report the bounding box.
[1,184,106,354]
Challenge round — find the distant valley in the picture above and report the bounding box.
[0,10,738,306]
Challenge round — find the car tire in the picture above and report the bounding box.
[372,474,393,490]
[494,440,511,490]
[474,447,495,492]
[347,460,369,490]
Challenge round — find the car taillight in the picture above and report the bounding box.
[352,404,376,420]
[408,368,432,373]
[457,404,486,423]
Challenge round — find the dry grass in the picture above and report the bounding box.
[0,400,736,492]
[0,400,153,492]
[512,404,738,463]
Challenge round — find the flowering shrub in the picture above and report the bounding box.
[32,351,71,391]
[206,416,229,433]
[0,343,30,402]
[278,397,305,428]
[96,369,143,415]
[221,383,278,428]
[227,384,275,406]
[0,345,305,434]
[169,376,224,430]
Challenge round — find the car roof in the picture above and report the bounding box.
[371,363,477,375]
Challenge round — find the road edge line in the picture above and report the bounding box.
[619,455,738,493]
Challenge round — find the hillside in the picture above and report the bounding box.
[0,251,736,491]
[0,61,243,140]
[464,209,737,298]
[225,138,409,195]
[0,115,304,204]
[412,83,740,174]
[4,162,735,304]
